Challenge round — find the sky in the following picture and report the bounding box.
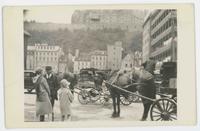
[24,7,76,24]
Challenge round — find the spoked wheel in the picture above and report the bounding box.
[130,92,140,103]
[78,89,90,104]
[89,88,100,103]
[120,95,132,106]
[150,98,177,121]
[99,94,111,105]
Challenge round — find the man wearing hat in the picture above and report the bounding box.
[142,57,156,75]
[44,66,58,121]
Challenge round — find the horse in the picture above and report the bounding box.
[105,68,156,121]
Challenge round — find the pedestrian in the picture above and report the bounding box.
[33,68,52,122]
[44,66,59,121]
[57,79,74,121]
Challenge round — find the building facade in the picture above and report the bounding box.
[73,53,91,74]
[90,50,107,70]
[26,43,63,72]
[142,13,151,63]
[121,53,134,71]
[142,9,177,63]
[107,41,123,70]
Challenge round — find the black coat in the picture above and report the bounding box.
[44,73,58,100]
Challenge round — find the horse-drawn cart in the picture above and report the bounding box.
[156,62,177,102]
[104,81,177,121]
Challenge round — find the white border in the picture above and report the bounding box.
[1,0,200,131]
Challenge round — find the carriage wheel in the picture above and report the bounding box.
[78,89,90,105]
[89,88,100,103]
[99,94,111,105]
[120,95,132,106]
[130,92,140,103]
[150,98,177,121]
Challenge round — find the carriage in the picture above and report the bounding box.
[104,62,177,121]
[75,68,111,105]
[156,62,177,102]
[76,68,140,105]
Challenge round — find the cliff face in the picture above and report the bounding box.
[71,10,145,32]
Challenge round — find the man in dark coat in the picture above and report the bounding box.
[142,57,156,75]
[44,66,58,121]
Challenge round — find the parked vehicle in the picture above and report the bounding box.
[24,70,35,93]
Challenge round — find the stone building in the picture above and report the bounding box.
[121,53,134,71]
[73,53,91,74]
[142,12,151,63]
[26,43,63,72]
[142,9,177,63]
[90,50,107,70]
[107,41,123,70]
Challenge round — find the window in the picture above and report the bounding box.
[125,64,128,67]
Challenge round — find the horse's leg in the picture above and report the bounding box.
[117,94,121,117]
[141,100,152,121]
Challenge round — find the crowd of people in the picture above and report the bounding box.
[33,66,74,122]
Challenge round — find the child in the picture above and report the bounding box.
[58,79,74,121]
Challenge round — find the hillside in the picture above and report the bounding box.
[25,22,142,54]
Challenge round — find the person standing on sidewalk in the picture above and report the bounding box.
[33,68,52,122]
[44,66,59,121]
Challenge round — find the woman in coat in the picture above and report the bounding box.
[33,68,52,122]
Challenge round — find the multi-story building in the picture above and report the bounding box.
[121,53,134,71]
[73,53,91,74]
[107,41,123,70]
[90,50,107,70]
[26,43,63,72]
[142,9,177,63]
[142,12,151,63]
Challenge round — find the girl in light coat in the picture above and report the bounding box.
[58,79,74,121]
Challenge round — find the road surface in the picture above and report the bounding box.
[24,90,148,122]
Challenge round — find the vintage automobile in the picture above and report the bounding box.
[24,70,35,93]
